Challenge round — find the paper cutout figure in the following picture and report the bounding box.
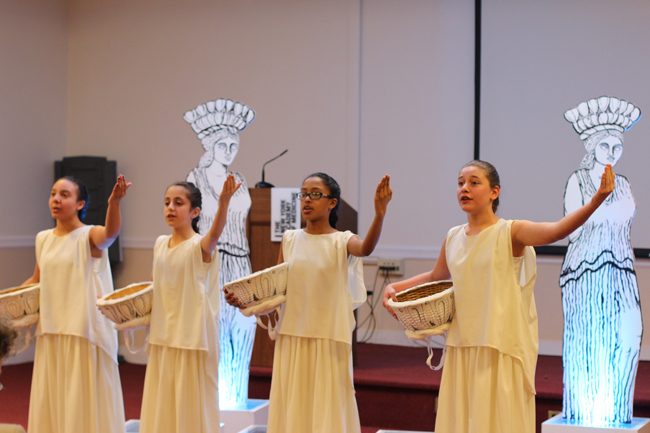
[560,96,643,424]
[185,99,256,407]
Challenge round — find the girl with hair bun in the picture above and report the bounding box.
[22,175,130,433]
[227,172,392,433]
[139,175,240,433]
[383,160,616,433]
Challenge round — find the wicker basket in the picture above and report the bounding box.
[223,263,289,308]
[0,284,39,320]
[388,280,455,332]
[96,282,153,325]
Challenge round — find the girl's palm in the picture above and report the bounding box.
[221,174,242,201]
[109,175,131,203]
[374,175,392,216]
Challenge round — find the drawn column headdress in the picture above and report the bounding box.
[564,96,641,141]
[184,98,256,140]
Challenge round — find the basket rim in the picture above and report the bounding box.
[0,283,39,299]
[97,282,153,306]
[223,262,289,290]
[387,280,454,308]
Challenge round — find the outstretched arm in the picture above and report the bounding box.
[201,174,241,262]
[89,175,132,253]
[382,237,451,319]
[511,164,615,254]
[347,175,392,257]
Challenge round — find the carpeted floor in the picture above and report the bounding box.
[2,343,649,432]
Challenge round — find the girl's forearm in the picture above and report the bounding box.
[103,202,122,240]
[549,195,602,243]
[360,214,385,256]
[91,202,122,250]
[390,272,434,293]
[202,197,231,254]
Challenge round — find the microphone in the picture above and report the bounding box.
[255,149,288,188]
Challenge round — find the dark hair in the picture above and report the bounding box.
[58,176,90,220]
[169,181,202,233]
[304,172,341,228]
[0,316,19,359]
[461,160,501,213]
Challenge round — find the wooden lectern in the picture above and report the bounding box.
[247,188,358,367]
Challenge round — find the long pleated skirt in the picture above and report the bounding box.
[267,335,361,433]
[435,346,535,433]
[27,334,125,433]
[139,344,219,433]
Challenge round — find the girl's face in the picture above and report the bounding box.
[594,135,623,167]
[300,177,337,222]
[164,186,200,229]
[457,165,499,214]
[49,179,84,221]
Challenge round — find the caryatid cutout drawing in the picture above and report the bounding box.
[184,99,256,407]
[560,96,643,424]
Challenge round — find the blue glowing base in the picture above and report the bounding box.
[542,414,650,432]
[237,426,267,433]
[221,399,270,433]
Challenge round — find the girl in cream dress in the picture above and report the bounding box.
[228,172,392,433]
[139,175,240,433]
[23,175,131,433]
[384,160,616,433]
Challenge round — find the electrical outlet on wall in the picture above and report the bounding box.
[377,259,404,275]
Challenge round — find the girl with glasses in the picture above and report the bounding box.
[227,172,392,433]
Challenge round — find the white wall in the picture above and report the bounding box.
[0,0,68,248]
[65,0,362,247]
[481,0,650,249]
[359,0,475,258]
[1,0,648,362]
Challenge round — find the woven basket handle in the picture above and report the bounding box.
[256,304,285,341]
[124,328,148,354]
[11,313,39,355]
[425,331,448,371]
[14,327,32,355]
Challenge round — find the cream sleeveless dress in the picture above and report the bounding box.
[139,234,220,433]
[267,230,366,433]
[435,219,538,433]
[28,225,125,433]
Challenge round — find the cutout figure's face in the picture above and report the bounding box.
[594,135,623,167]
[202,132,240,167]
[49,179,84,220]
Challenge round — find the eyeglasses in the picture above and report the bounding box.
[297,192,333,201]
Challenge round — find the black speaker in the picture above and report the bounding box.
[54,156,122,264]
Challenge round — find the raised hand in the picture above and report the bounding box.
[220,174,242,203]
[374,175,392,217]
[108,175,132,205]
[594,164,615,203]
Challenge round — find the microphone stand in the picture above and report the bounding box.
[255,149,288,188]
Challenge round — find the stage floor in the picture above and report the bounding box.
[1,343,649,432]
